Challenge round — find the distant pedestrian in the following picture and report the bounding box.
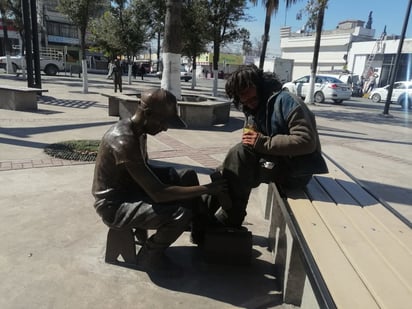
[132,62,138,79]
[113,58,122,93]
[365,73,378,93]
[139,63,146,80]
[107,60,114,79]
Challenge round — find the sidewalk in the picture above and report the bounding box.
[0,73,289,309]
[0,72,411,309]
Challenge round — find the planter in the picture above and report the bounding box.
[178,94,231,127]
[109,93,231,128]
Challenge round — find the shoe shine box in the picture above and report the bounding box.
[202,227,252,265]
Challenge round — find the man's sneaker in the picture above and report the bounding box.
[136,246,183,278]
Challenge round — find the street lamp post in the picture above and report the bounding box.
[383,0,412,115]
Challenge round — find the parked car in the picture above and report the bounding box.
[282,75,352,104]
[156,68,192,82]
[368,81,412,109]
[337,73,363,97]
[0,48,65,76]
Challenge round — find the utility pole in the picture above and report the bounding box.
[383,0,412,115]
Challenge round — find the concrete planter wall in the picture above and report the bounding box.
[108,93,231,128]
[178,94,231,127]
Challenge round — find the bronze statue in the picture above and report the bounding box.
[92,89,227,277]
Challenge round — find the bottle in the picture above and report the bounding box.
[243,115,256,134]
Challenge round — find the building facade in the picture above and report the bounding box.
[38,0,80,62]
[1,0,109,66]
[279,20,412,87]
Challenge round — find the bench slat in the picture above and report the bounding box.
[326,164,412,250]
[307,177,412,308]
[286,189,380,308]
[315,176,412,286]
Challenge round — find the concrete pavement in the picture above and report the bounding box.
[0,71,411,309]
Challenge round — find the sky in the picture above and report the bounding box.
[237,0,412,56]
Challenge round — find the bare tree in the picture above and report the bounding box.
[58,0,105,93]
[0,0,11,56]
[181,0,210,89]
[209,0,248,96]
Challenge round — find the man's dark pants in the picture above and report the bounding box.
[220,143,311,227]
[102,166,199,251]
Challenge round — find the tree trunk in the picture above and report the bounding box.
[191,54,197,89]
[80,31,88,94]
[259,7,271,70]
[304,2,325,104]
[157,31,161,71]
[161,0,182,99]
[212,42,220,97]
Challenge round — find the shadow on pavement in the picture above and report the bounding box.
[318,126,412,147]
[0,121,116,138]
[38,95,106,109]
[146,237,283,309]
[314,109,411,128]
[0,136,49,149]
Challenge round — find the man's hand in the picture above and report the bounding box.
[242,130,259,147]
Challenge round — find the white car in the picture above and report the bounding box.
[282,75,352,104]
[156,67,192,82]
[369,81,412,109]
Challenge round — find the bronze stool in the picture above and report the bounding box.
[105,228,147,267]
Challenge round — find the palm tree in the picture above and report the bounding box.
[304,0,327,104]
[250,0,301,70]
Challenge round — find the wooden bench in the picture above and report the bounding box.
[263,154,412,308]
[0,85,48,111]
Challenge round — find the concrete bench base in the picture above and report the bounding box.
[101,92,140,117]
[0,86,48,111]
[178,100,231,127]
[102,93,231,128]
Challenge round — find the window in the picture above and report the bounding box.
[46,21,78,38]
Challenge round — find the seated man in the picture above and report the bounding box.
[216,64,327,227]
[92,88,226,277]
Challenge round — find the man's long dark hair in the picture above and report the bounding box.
[225,64,282,110]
